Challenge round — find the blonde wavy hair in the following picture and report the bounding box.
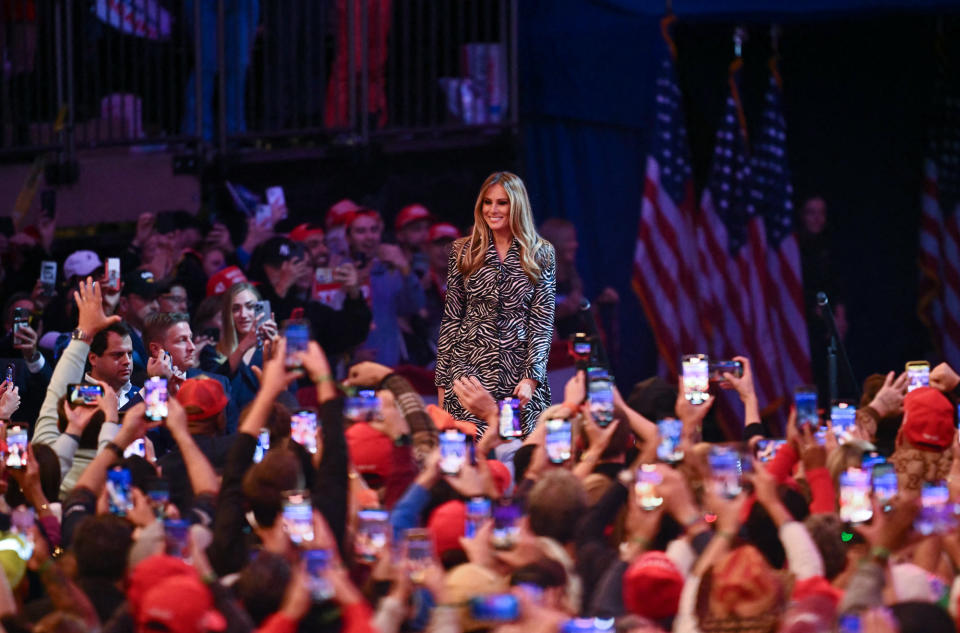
[457,171,548,282]
[216,282,262,357]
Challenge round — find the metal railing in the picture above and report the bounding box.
[0,0,518,163]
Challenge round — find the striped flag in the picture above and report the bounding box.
[632,15,701,378]
[918,66,960,367]
[697,57,784,426]
[749,58,812,399]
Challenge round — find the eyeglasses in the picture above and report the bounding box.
[161,294,188,305]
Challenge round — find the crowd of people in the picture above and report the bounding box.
[0,176,958,633]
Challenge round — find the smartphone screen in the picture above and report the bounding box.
[545,419,572,464]
[498,398,523,440]
[124,438,146,459]
[303,549,334,601]
[5,426,27,469]
[906,361,930,392]
[147,480,170,518]
[40,261,57,293]
[4,364,12,386]
[682,354,709,405]
[838,615,862,633]
[439,429,467,475]
[356,509,390,562]
[754,439,786,463]
[106,258,121,292]
[12,307,29,336]
[164,519,191,560]
[839,468,873,524]
[708,445,743,499]
[253,428,270,463]
[403,529,434,583]
[872,463,897,511]
[561,618,616,633]
[656,418,684,463]
[794,386,818,431]
[344,391,380,422]
[572,340,592,356]
[283,320,310,368]
[588,377,615,427]
[831,402,856,443]
[282,490,314,544]
[708,360,743,382]
[492,502,520,550]
[144,377,169,422]
[465,497,492,539]
[106,467,134,516]
[68,383,104,406]
[635,464,664,510]
[468,594,520,623]
[291,409,318,454]
[915,482,958,536]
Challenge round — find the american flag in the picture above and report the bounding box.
[748,59,812,402]
[697,58,784,426]
[918,67,960,367]
[632,15,701,377]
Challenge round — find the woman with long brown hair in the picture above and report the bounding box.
[435,171,556,435]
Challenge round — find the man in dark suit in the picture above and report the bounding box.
[116,269,160,384]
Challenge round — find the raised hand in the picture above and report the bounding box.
[869,371,909,418]
[74,277,121,341]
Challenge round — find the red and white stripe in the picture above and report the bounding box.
[921,159,960,366]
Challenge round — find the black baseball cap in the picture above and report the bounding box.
[121,269,159,299]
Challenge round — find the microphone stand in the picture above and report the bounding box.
[579,298,611,371]
[816,291,858,403]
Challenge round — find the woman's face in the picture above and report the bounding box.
[231,289,258,336]
[481,183,511,234]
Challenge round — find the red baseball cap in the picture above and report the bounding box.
[326,199,362,227]
[486,460,511,496]
[395,204,433,231]
[176,377,229,422]
[902,386,956,450]
[343,209,382,230]
[623,551,684,620]
[288,222,325,242]
[428,222,460,242]
[427,500,466,556]
[346,422,394,480]
[127,555,195,618]
[205,266,247,297]
[139,574,227,633]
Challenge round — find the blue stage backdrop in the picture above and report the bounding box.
[519,0,956,392]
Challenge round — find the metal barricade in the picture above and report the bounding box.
[0,0,518,161]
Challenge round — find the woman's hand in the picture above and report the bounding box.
[0,384,20,420]
[513,378,537,408]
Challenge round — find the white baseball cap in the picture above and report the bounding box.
[63,250,103,280]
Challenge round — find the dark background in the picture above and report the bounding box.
[519,1,959,395]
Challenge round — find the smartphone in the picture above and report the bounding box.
[656,418,684,463]
[682,354,710,405]
[794,385,818,432]
[266,186,288,219]
[587,375,615,427]
[635,464,664,510]
[255,204,273,228]
[253,428,270,464]
[5,426,27,469]
[708,445,744,499]
[468,594,520,623]
[838,615,861,633]
[282,490,315,544]
[498,398,523,440]
[861,452,885,472]
[754,439,786,463]
[303,549,334,601]
[356,508,390,562]
[570,332,593,359]
[147,480,170,518]
[124,438,146,459]
[67,382,104,406]
[839,468,873,524]
[40,189,56,218]
[12,306,29,337]
[106,467,134,516]
[106,258,121,293]
[283,320,310,369]
[872,462,897,512]
[290,409,318,454]
[831,402,856,443]
[403,528,434,583]
[164,519,191,560]
[492,502,521,550]
[561,618,616,633]
[439,429,468,475]
[709,359,743,382]
[4,363,14,386]
[254,300,271,331]
[344,390,380,422]
[40,261,57,294]
[144,377,169,422]
[465,497,492,539]
[906,360,930,392]
[545,419,573,464]
[915,481,958,536]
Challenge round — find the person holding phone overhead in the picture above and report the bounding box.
[435,172,556,436]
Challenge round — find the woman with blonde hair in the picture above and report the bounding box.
[435,171,556,436]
